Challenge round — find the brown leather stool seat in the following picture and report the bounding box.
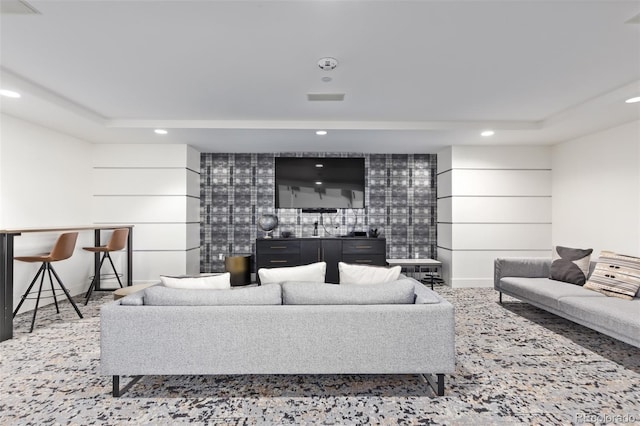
[13,232,83,332]
[83,228,129,304]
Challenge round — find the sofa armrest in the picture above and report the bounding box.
[494,258,551,290]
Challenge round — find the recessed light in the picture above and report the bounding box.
[0,89,21,98]
[481,130,495,137]
[316,130,327,136]
[315,163,324,168]
[625,96,640,104]
[154,129,168,135]
[315,181,323,185]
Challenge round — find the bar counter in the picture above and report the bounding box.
[1,225,133,342]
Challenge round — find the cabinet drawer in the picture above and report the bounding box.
[256,240,300,254]
[341,254,387,266]
[342,239,385,255]
[257,254,301,268]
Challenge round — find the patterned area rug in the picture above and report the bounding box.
[1,286,638,425]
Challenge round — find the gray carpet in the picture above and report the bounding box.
[1,286,639,425]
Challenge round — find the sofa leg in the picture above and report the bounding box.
[421,373,445,396]
[112,375,143,397]
[499,292,503,304]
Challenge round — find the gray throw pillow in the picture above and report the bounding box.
[549,245,593,285]
[281,281,415,305]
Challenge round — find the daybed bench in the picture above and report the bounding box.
[494,257,640,348]
[101,278,456,397]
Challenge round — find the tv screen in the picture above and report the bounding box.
[275,157,365,210]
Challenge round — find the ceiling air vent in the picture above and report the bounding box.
[307,93,345,102]
[0,0,40,14]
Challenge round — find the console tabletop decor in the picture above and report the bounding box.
[0,225,134,342]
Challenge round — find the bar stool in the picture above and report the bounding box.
[13,232,83,332]
[83,228,129,304]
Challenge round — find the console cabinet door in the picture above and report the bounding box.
[321,239,342,283]
[300,239,342,283]
[300,240,321,265]
[256,239,301,269]
[341,239,387,266]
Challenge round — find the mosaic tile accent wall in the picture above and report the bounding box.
[200,153,437,273]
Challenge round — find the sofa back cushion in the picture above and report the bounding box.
[143,284,282,306]
[258,261,326,284]
[281,281,415,305]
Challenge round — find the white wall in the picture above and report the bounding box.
[0,114,94,310]
[437,145,552,287]
[1,115,202,315]
[92,144,201,281]
[552,120,640,256]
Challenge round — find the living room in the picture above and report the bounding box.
[1,0,639,424]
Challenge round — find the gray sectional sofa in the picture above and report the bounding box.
[101,278,455,396]
[494,258,640,348]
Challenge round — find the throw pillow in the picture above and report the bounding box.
[338,262,402,285]
[160,273,231,290]
[258,261,326,284]
[281,281,415,305]
[549,246,593,285]
[584,251,640,300]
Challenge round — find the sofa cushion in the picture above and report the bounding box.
[549,245,593,285]
[558,296,640,346]
[500,277,604,310]
[160,273,231,290]
[338,262,402,285]
[584,251,640,300]
[258,262,326,284]
[143,284,282,306]
[281,281,415,305]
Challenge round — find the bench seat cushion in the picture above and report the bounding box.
[558,296,640,345]
[500,277,604,309]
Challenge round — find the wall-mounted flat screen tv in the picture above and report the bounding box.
[275,157,365,210]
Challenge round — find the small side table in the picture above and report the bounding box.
[225,254,252,286]
[113,283,155,300]
[386,258,443,289]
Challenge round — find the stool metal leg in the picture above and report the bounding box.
[49,264,83,319]
[47,264,60,314]
[105,252,124,288]
[13,263,46,317]
[29,265,47,333]
[85,253,107,305]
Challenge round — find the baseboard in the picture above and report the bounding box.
[449,278,494,288]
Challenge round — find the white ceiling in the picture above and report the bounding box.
[1,0,639,153]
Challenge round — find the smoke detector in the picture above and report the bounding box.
[317,57,338,71]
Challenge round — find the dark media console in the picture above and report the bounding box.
[255,237,386,283]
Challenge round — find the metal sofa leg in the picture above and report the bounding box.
[499,292,503,304]
[421,373,445,396]
[112,375,143,397]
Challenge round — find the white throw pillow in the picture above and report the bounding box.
[258,262,326,284]
[338,262,402,285]
[160,273,231,290]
